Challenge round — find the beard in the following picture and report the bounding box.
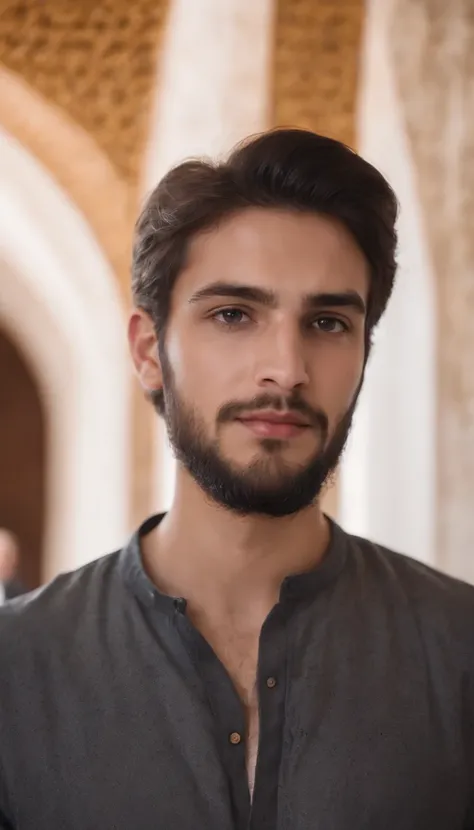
[151,350,360,518]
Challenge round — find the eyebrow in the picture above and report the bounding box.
[308,291,367,316]
[188,281,366,316]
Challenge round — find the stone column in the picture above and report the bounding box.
[391,0,474,580]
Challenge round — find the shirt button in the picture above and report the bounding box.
[266,676,277,689]
[229,731,242,745]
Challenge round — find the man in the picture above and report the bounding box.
[0,129,473,830]
[0,529,25,605]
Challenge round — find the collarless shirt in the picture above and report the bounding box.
[1,514,474,829]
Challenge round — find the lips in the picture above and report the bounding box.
[237,411,311,439]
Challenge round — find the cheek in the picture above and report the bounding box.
[312,346,365,416]
[165,329,236,411]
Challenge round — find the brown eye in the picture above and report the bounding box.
[214,308,249,325]
[313,317,347,333]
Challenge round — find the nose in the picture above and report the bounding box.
[254,324,310,393]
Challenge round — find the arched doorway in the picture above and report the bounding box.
[0,127,132,583]
[0,326,46,589]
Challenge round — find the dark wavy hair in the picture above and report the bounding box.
[132,128,398,409]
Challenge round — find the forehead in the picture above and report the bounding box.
[176,207,369,303]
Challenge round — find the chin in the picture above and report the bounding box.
[237,453,310,480]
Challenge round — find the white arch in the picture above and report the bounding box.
[0,127,132,582]
[339,0,437,565]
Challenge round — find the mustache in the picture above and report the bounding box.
[217,393,328,433]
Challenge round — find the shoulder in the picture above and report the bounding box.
[0,550,124,665]
[347,529,474,598]
[344,529,474,646]
[4,579,26,600]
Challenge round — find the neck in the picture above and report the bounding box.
[142,471,331,621]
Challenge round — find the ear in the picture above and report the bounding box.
[128,308,163,392]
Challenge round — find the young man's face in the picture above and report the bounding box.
[131,207,369,516]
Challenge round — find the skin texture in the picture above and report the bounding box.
[0,530,19,583]
[128,206,370,792]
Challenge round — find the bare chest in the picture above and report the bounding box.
[205,624,261,793]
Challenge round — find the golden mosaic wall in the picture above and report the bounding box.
[0,0,169,185]
[273,0,365,149]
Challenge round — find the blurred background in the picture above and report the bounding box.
[0,0,472,591]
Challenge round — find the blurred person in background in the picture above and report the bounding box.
[1,129,474,830]
[0,529,25,604]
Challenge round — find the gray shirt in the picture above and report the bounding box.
[1,513,474,830]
